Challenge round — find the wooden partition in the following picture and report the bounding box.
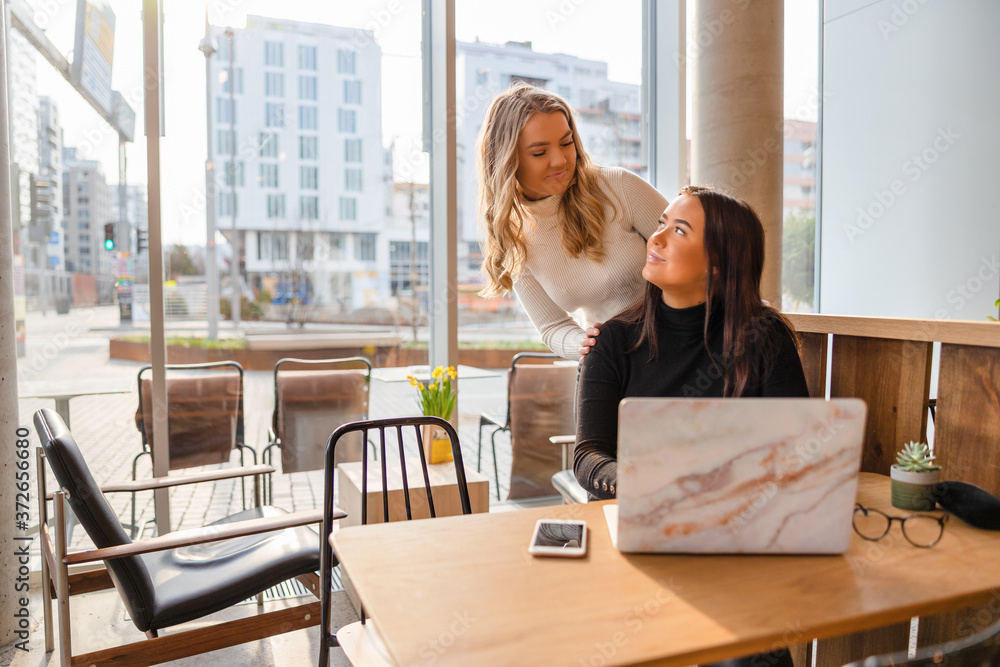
[785,313,1000,664]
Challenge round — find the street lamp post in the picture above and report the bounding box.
[198,12,219,339]
[225,26,240,329]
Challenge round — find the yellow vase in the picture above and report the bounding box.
[421,423,454,465]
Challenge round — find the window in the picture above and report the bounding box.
[218,192,238,217]
[260,163,279,188]
[217,98,236,124]
[265,102,285,128]
[300,166,318,190]
[78,222,89,230]
[476,69,490,86]
[338,109,356,133]
[258,132,279,158]
[217,130,232,155]
[221,68,243,94]
[298,45,317,70]
[327,232,345,260]
[223,161,244,187]
[78,197,89,205]
[273,232,288,260]
[298,234,315,261]
[344,80,362,104]
[78,209,89,218]
[355,233,376,262]
[267,194,285,219]
[337,49,356,74]
[299,76,317,100]
[345,168,363,192]
[300,136,318,160]
[77,183,88,194]
[558,85,571,100]
[265,41,284,67]
[300,196,319,220]
[217,37,233,61]
[265,72,284,97]
[344,138,362,163]
[299,105,318,130]
[339,197,357,221]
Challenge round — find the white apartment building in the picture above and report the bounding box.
[62,148,113,278]
[38,97,64,272]
[456,39,643,285]
[9,29,39,266]
[207,16,385,308]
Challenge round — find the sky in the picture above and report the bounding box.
[30,0,819,246]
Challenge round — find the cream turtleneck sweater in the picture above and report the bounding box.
[512,167,668,360]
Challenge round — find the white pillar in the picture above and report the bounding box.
[692,0,784,305]
[143,0,171,532]
[425,0,458,417]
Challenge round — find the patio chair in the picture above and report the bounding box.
[132,361,256,536]
[33,407,344,667]
[319,416,473,666]
[477,352,577,500]
[262,356,373,503]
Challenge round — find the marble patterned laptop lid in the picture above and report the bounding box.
[614,398,868,554]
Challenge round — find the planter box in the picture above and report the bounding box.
[110,338,550,372]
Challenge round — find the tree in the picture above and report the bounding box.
[166,245,202,280]
[782,210,815,309]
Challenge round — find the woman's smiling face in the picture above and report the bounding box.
[514,111,577,200]
[642,194,710,308]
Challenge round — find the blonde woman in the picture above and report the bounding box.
[477,83,668,360]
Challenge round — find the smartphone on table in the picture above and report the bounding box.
[528,519,588,557]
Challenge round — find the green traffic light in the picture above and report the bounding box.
[105,239,114,250]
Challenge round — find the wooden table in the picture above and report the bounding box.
[331,473,1000,667]
[20,378,132,428]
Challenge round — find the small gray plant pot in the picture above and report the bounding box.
[890,466,941,511]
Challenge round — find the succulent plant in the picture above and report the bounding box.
[895,441,940,473]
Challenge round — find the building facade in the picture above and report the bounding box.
[61,148,113,279]
[207,16,386,308]
[38,97,65,272]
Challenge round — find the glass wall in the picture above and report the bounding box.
[455,0,647,349]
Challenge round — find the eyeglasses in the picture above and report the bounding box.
[852,504,949,548]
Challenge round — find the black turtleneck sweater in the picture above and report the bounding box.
[573,300,810,500]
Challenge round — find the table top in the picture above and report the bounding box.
[331,473,1000,667]
[19,377,133,400]
[369,364,502,383]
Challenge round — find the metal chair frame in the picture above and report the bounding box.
[262,356,373,503]
[132,361,256,536]
[477,351,562,499]
[318,416,473,666]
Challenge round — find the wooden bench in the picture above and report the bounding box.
[784,313,1000,667]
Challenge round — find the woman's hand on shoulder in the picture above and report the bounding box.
[578,322,603,357]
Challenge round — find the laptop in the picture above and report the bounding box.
[608,398,867,554]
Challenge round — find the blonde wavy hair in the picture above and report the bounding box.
[476,83,617,296]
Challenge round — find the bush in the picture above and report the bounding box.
[220,296,263,320]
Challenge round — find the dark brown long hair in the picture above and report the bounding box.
[614,186,796,397]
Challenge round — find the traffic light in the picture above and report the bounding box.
[104,223,115,250]
[137,229,148,253]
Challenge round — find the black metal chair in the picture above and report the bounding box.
[477,351,566,499]
[132,361,257,536]
[318,416,473,666]
[262,356,373,504]
[33,408,337,667]
[843,617,1000,667]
